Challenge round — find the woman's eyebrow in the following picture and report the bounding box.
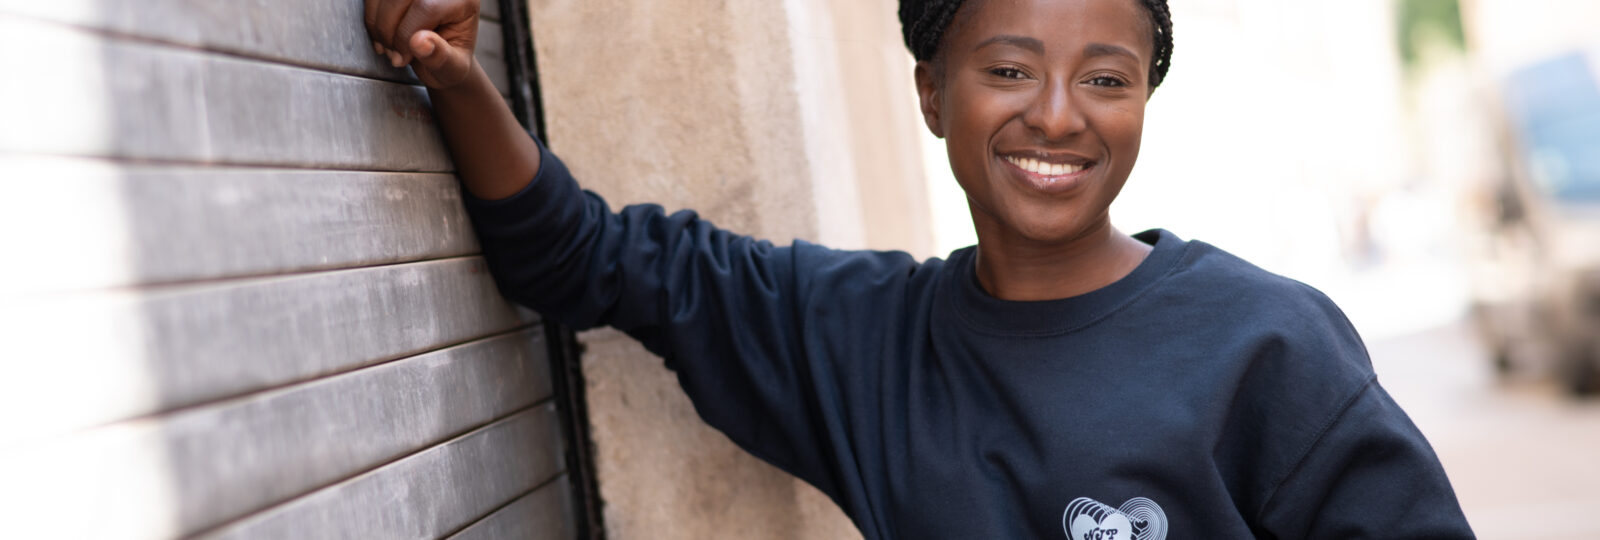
[973,37,1139,64]
[1083,43,1139,62]
[974,34,1045,54]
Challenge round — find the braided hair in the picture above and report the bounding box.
[899,0,1174,88]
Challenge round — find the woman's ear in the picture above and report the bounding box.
[914,61,945,139]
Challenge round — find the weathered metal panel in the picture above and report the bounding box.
[0,157,482,296]
[0,3,507,94]
[0,3,579,539]
[0,330,551,539]
[0,257,537,446]
[0,16,451,170]
[448,476,579,540]
[200,404,566,540]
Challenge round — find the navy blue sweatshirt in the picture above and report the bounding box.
[464,141,1475,539]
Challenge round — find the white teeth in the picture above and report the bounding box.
[1006,155,1085,176]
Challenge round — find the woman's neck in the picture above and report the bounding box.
[972,219,1152,302]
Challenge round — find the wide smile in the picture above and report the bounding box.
[999,153,1097,194]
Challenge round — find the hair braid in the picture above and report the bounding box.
[898,0,1175,89]
[899,0,967,63]
[1139,0,1174,88]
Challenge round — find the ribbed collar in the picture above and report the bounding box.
[939,229,1190,337]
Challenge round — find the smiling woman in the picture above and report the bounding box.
[912,0,1159,301]
[363,0,1476,538]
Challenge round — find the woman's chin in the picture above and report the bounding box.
[999,217,1104,246]
[968,197,1111,247]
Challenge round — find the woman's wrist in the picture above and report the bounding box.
[426,59,541,201]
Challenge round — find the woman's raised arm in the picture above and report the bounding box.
[364,0,540,200]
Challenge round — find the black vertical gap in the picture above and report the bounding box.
[496,2,605,538]
[542,320,604,540]
[497,0,546,136]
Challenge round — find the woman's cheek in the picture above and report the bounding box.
[1099,101,1146,152]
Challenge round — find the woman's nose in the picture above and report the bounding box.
[1022,79,1087,141]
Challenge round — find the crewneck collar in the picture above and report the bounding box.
[941,229,1190,337]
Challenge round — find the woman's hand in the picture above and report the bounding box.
[365,0,481,90]
[363,0,537,200]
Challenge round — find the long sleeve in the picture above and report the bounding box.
[459,139,844,495]
[1257,379,1475,539]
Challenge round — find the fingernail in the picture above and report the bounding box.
[387,50,404,67]
[373,41,384,55]
[416,37,435,58]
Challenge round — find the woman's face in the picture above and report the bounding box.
[917,0,1152,245]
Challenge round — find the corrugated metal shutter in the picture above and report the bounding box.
[0,1,581,538]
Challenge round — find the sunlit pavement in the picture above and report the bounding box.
[1369,319,1600,539]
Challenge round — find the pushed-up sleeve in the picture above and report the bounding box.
[460,139,839,491]
[1257,379,1475,539]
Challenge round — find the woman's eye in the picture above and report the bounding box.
[1086,75,1128,87]
[989,67,1027,79]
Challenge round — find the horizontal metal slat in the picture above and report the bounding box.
[0,156,483,296]
[0,3,507,94]
[0,15,452,170]
[448,475,578,540]
[0,256,535,446]
[0,329,551,539]
[200,404,566,540]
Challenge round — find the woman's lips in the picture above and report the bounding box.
[1001,154,1096,193]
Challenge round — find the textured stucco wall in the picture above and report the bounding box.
[810,0,935,257]
[529,0,928,538]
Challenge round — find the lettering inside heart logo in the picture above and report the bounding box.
[1069,513,1132,540]
[1062,496,1167,540]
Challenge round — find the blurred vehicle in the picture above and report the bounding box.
[1471,50,1600,395]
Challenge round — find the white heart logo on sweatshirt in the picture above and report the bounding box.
[1062,496,1167,540]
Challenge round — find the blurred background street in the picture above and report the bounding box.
[1371,319,1600,539]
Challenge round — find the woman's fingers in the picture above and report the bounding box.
[369,0,417,62]
[396,0,478,66]
[363,0,479,78]
[363,0,382,42]
[364,0,387,56]
[392,2,443,67]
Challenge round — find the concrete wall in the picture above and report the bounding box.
[528,0,931,537]
[0,2,574,538]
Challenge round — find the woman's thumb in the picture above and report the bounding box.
[410,30,472,85]
[411,30,440,58]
